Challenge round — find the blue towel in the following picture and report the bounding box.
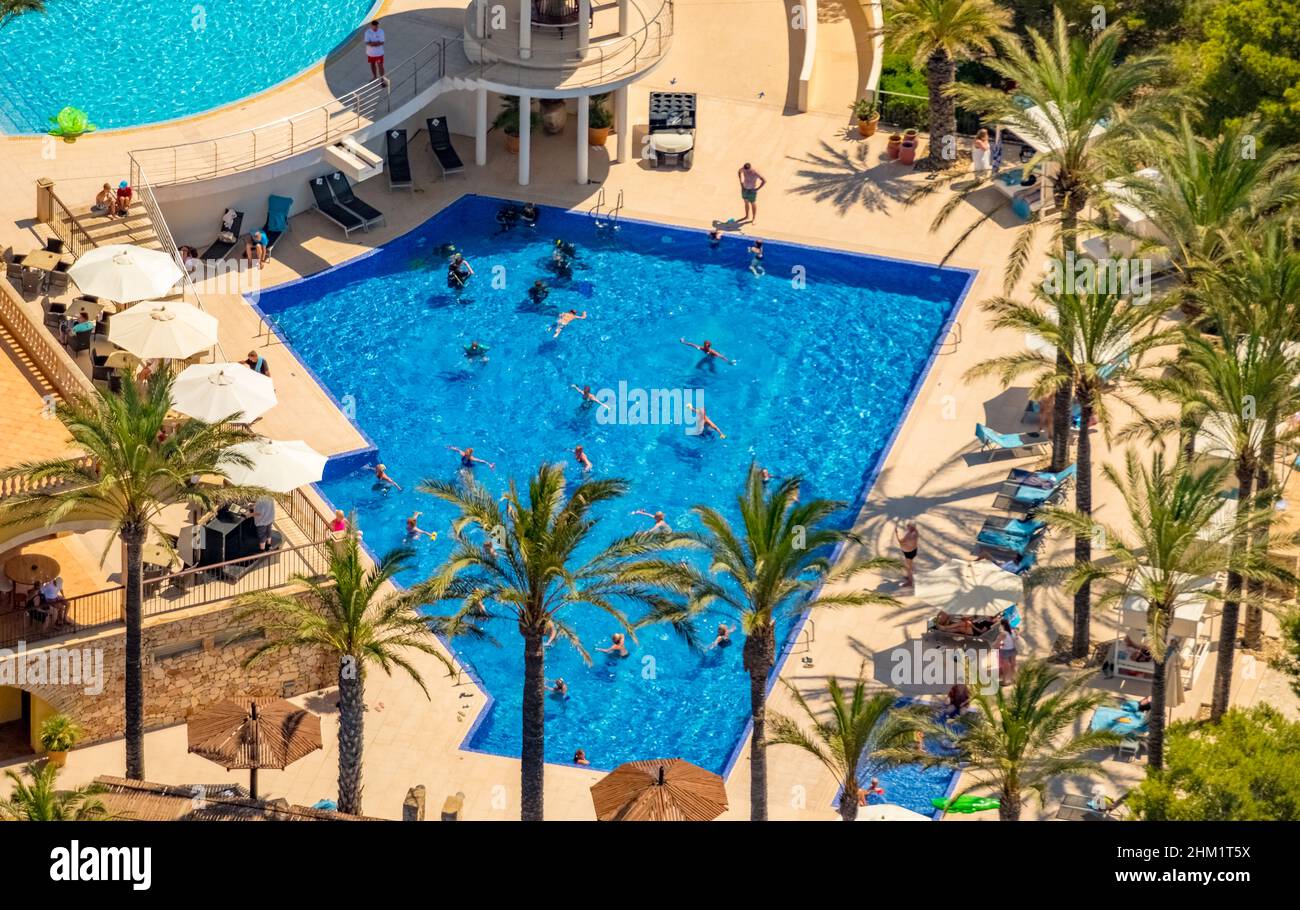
[266,194,293,232]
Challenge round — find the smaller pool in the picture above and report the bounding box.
[835,703,960,818]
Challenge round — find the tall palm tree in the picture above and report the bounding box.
[923,9,1168,471]
[0,0,45,30]
[883,0,1013,171]
[767,666,926,820]
[968,284,1175,657]
[422,463,689,821]
[0,368,259,781]
[908,661,1118,820]
[0,762,109,821]
[237,529,451,816]
[1041,448,1293,768]
[641,464,900,821]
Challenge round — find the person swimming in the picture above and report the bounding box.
[521,202,539,227]
[570,384,611,413]
[597,632,629,657]
[373,463,402,491]
[448,252,474,288]
[547,677,569,699]
[748,240,765,276]
[709,623,735,650]
[708,228,722,248]
[464,340,490,361]
[680,338,734,367]
[553,309,587,337]
[528,280,550,305]
[554,238,577,258]
[446,444,495,470]
[574,444,593,472]
[685,403,726,439]
[550,248,573,279]
[631,509,672,533]
[405,511,437,541]
[495,204,520,231]
[573,748,590,765]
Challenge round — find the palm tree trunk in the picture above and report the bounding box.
[1245,425,1277,650]
[336,656,365,815]
[999,780,1021,821]
[839,782,860,821]
[520,628,546,821]
[122,526,146,781]
[1048,201,1084,472]
[1071,388,1094,659]
[742,621,776,821]
[1148,653,1167,770]
[922,49,956,170]
[1211,460,1256,720]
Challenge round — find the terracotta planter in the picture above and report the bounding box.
[857,113,880,138]
[46,750,67,768]
[588,126,610,148]
[887,134,903,159]
[505,133,520,155]
[899,140,917,165]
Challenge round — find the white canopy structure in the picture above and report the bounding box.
[914,558,1023,612]
[107,301,218,360]
[67,244,184,302]
[172,362,277,424]
[219,439,326,493]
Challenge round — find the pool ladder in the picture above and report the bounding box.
[589,189,624,230]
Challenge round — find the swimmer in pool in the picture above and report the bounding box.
[597,632,629,657]
[574,445,593,472]
[464,340,490,361]
[760,467,773,484]
[573,748,590,765]
[447,445,496,470]
[680,338,734,366]
[448,253,474,287]
[373,463,402,491]
[685,403,726,438]
[708,228,722,248]
[544,618,558,646]
[570,384,611,413]
[553,309,587,338]
[708,623,736,650]
[521,202,539,227]
[748,240,765,276]
[631,509,672,533]
[405,511,437,541]
[554,238,577,258]
[547,677,569,699]
[528,280,549,305]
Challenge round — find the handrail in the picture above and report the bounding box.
[45,189,99,260]
[0,280,95,401]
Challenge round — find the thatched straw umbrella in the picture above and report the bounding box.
[590,758,728,821]
[187,698,321,800]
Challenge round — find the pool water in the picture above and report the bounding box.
[255,195,973,773]
[0,0,374,133]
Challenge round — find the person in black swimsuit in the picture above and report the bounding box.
[446,445,495,470]
[896,521,919,587]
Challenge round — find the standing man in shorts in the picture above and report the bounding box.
[364,19,386,79]
[737,162,766,224]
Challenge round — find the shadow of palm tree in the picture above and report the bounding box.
[787,140,911,214]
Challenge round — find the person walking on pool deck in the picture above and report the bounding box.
[737,162,766,223]
[364,19,386,78]
[895,521,919,587]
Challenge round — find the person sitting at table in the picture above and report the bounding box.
[26,588,51,630]
[71,310,96,335]
[39,575,69,627]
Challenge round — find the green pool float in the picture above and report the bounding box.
[48,107,97,143]
[932,794,1000,813]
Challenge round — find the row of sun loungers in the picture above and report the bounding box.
[309,171,387,237]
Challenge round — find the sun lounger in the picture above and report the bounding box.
[976,524,1043,554]
[426,117,465,179]
[326,171,385,229]
[976,544,1037,575]
[992,463,1077,514]
[387,129,413,190]
[975,423,1048,460]
[309,177,365,236]
[1055,793,1117,821]
[261,194,293,257]
[923,611,1004,649]
[200,210,244,260]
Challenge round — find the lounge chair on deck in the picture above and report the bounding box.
[976,516,1046,554]
[261,194,293,258]
[426,117,465,179]
[326,171,385,229]
[1055,793,1118,821]
[387,129,413,189]
[923,610,1004,649]
[992,463,1077,514]
[201,210,244,261]
[975,423,1048,460]
[976,545,1037,576]
[309,177,365,236]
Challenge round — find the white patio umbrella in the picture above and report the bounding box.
[1024,308,1131,365]
[67,244,184,302]
[914,558,1023,612]
[108,300,218,360]
[219,439,326,493]
[1164,647,1186,712]
[1192,411,1267,461]
[855,803,931,821]
[172,362,277,423]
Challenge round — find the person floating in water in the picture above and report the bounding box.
[405,511,437,541]
[447,444,495,470]
[553,309,587,338]
[708,228,722,248]
[709,623,735,650]
[550,248,573,279]
[573,444,593,472]
[547,677,569,699]
[571,384,611,413]
[554,238,577,258]
[448,252,474,288]
[631,509,672,533]
[747,240,765,276]
[373,463,402,491]
[597,632,629,657]
[521,202,539,227]
[573,748,590,765]
[528,280,550,306]
[686,403,726,438]
[495,204,519,231]
[680,337,734,366]
[464,340,490,361]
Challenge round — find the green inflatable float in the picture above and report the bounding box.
[48,107,97,143]
[932,794,1000,814]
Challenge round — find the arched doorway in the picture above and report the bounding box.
[0,685,57,760]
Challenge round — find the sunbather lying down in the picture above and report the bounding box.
[933,611,997,635]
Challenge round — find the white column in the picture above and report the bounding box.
[576,96,590,184]
[578,0,590,54]
[614,86,629,163]
[518,93,532,186]
[618,0,629,34]
[519,0,532,59]
[475,87,488,166]
[476,0,487,38]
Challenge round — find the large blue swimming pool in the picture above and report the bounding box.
[254,195,973,775]
[0,0,374,133]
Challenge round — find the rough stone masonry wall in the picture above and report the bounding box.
[8,602,333,746]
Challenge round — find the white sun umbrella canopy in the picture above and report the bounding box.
[172,362,277,423]
[220,439,326,493]
[1024,307,1131,365]
[855,803,932,821]
[108,300,218,360]
[1192,411,1268,461]
[914,558,1023,613]
[67,244,184,302]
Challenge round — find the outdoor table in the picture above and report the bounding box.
[142,542,180,574]
[4,553,61,586]
[23,249,62,273]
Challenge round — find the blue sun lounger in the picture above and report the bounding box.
[976,516,1046,554]
[993,463,1077,514]
[975,423,1048,460]
[976,544,1037,575]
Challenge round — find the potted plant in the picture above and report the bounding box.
[851,98,880,137]
[588,93,613,147]
[40,714,82,768]
[540,98,568,135]
[886,132,903,159]
[899,137,918,165]
[493,96,542,155]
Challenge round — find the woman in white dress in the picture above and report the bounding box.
[971,128,992,178]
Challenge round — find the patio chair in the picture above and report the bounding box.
[3,247,24,280]
[262,194,293,258]
[44,237,65,255]
[46,261,70,291]
[974,423,1048,460]
[326,171,385,228]
[308,177,365,236]
[70,329,92,353]
[42,301,68,331]
[992,463,1077,515]
[976,545,1037,576]
[975,518,1045,555]
[426,117,465,180]
[20,267,44,297]
[200,210,245,260]
[387,129,413,189]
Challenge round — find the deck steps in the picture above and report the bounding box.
[67,203,164,251]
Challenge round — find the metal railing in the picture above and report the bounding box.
[45,190,99,260]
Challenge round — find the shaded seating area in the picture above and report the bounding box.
[426,117,465,180]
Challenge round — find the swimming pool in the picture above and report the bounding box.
[254,195,974,774]
[0,0,374,133]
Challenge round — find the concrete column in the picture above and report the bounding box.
[519,0,532,59]
[475,0,487,38]
[578,0,590,54]
[576,95,590,184]
[618,0,629,34]
[614,86,629,163]
[475,87,488,166]
[519,93,532,186]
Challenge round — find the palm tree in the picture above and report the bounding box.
[912,661,1119,820]
[0,0,45,30]
[923,9,1168,471]
[421,463,689,821]
[0,762,109,821]
[767,666,926,820]
[968,284,1175,657]
[1041,448,1293,768]
[237,529,451,816]
[641,464,901,821]
[883,0,1012,171]
[0,368,259,781]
